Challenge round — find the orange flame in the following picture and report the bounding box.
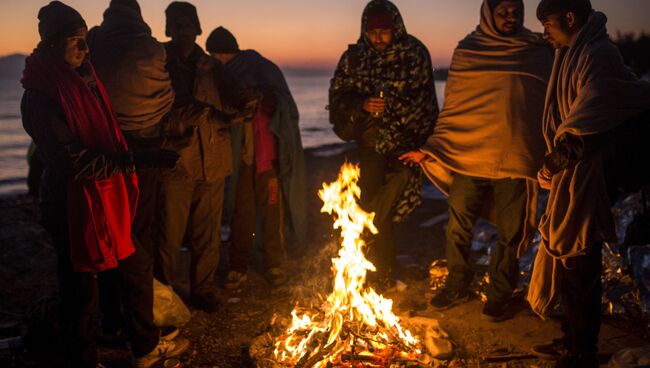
[273,163,420,367]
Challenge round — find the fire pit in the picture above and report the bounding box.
[250,163,452,367]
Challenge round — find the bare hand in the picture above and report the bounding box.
[399,151,426,167]
[537,166,552,190]
[363,97,386,114]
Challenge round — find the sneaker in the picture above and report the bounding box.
[532,338,568,360]
[160,326,179,341]
[266,268,288,287]
[225,271,248,290]
[131,337,190,368]
[429,287,470,310]
[191,292,221,313]
[481,302,507,322]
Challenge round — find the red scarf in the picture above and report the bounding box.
[253,103,277,174]
[22,50,138,273]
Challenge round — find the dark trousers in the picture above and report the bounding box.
[98,169,160,335]
[156,176,224,297]
[358,147,411,279]
[560,242,602,356]
[230,163,285,272]
[44,209,158,366]
[445,174,527,304]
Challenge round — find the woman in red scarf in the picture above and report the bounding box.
[21,2,187,367]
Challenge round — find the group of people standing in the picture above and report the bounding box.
[21,0,305,366]
[330,1,650,368]
[18,0,650,367]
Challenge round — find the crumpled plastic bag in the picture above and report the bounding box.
[153,278,191,327]
[608,345,650,367]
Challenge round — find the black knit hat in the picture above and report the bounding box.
[165,1,201,37]
[110,0,141,13]
[37,1,87,42]
[205,26,239,53]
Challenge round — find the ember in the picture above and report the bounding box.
[270,163,425,367]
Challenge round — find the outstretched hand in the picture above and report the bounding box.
[399,151,426,167]
[537,166,552,190]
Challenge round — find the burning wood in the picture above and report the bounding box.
[267,163,435,367]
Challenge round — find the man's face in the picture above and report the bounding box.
[209,52,236,65]
[541,14,574,49]
[169,17,198,45]
[493,1,523,35]
[62,28,88,68]
[365,28,393,51]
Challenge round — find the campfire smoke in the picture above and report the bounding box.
[271,163,422,367]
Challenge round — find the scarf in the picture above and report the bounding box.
[22,50,138,273]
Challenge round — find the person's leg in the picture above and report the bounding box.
[444,174,489,291]
[189,179,224,298]
[97,268,123,339]
[229,163,256,274]
[367,160,411,280]
[155,175,192,286]
[257,167,286,272]
[44,208,98,367]
[117,238,159,358]
[486,178,527,308]
[131,169,160,257]
[561,243,602,363]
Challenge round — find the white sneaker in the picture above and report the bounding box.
[131,337,190,368]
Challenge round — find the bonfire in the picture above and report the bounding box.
[269,163,425,367]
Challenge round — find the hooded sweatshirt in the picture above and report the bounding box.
[329,0,439,221]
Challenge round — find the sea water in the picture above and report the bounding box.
[0,72,445,196]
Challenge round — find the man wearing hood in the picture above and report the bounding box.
[156,1,246,313]
[529,1,650,366]
[329,0,438,286]
[400,0,552,320]
[205,26,307,288]
[87,0,179,339]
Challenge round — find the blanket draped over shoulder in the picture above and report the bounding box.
[419,0,552,255]
[527,12,650,317]
[330,0,439,221]
[87,2,174,131]
[420,0,551,191]
[225,50,307,244]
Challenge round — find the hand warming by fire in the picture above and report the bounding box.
[272,163,422,367]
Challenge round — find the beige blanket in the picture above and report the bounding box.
[528,11,650,318]
[420,0,552,195]
[419,0,551,256]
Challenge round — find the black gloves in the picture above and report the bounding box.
[132,149,180,169]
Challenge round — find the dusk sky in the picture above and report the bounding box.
[1,0,648,68]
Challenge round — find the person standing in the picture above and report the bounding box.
[529,1,650,366]
[329,0,438,287]
[156,1,244,312]
[20,2,187,367]
[400,0,552,320]
[205,26,307,289]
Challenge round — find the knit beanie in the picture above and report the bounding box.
[205,26,239,53]
[110,0,141,13]
[165,1,202,36]
[365,5,394,31]
[37,1,87,42]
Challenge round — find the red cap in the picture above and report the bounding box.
[366,9,394,31]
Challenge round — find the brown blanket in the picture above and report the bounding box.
[528,11,650,317]
[420,0,552,195]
